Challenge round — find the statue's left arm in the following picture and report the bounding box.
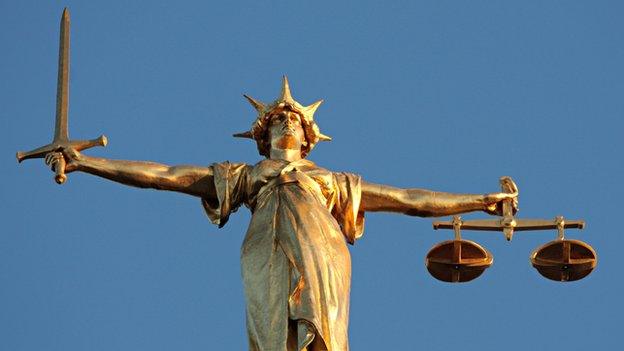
[360,180,516,217]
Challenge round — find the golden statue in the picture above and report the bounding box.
[22,8,600,351]
[34,69,516,349]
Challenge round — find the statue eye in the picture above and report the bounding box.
[270,114,286,124]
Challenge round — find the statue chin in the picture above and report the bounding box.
[273,135,301,150]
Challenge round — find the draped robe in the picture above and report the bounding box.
[201,158,364,351]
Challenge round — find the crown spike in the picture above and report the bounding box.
[243,94,265,113]
[305,99,324,119]
[318,133,332,141]
[233,131,254,139]
[280,75,294,102]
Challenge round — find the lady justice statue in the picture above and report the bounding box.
[41,76,517,351]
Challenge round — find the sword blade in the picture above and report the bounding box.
[54,8,70,142]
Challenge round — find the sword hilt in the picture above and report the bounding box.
[17,134,107,184]
[16,135,107,163]
[53,156,67,184]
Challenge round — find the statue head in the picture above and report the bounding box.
[234,76,331,158]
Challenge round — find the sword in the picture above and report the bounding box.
[16,8,107,184]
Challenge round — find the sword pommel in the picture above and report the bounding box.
[54,156,67,184]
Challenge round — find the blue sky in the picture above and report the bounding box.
[2,1,623,350]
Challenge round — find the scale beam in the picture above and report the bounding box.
[433,178,584,241]
[433,218,585,232]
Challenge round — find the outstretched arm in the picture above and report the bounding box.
[46,149,214,198]
[360,180,516,217]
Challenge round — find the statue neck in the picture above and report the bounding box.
[269,148,302,162]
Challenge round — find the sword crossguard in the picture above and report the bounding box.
[16,135,107,163]
[16,135,107,184]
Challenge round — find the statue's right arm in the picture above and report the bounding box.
[46,149,214,198]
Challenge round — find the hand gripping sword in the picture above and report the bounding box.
[16,8,107,184]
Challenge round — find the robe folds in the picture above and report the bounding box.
[201,158,364,351]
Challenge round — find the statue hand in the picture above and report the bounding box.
[44,147,82,174]
[483,182,518,216]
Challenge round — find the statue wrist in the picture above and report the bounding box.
[479,195,489,211]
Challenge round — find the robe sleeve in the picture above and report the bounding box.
[200,161,249,228]
[332,172,366,245]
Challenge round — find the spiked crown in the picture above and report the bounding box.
[234,76,331,158]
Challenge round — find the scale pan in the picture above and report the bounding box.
[530,239,597,282]
[425,239,493,283]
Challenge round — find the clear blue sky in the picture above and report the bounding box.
[3,1,623,350]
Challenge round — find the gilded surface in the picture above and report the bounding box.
[17,10,522,350]
[201,159,362,350]
[35,77,516,350]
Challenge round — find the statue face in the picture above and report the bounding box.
[267,110,305,151]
